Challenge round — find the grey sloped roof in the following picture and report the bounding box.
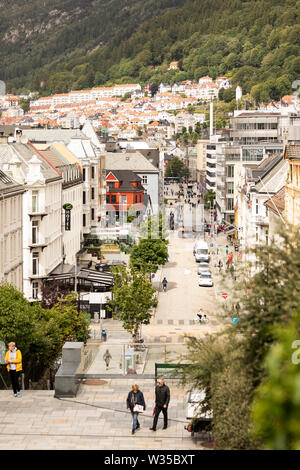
[254,155,288,194]
[12,143,61,181]
[104,152,159,173]
[0,143,61,182]
[0,169,25,194]
[21,128,85,143]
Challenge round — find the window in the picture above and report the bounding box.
[227,182,234,194]
[32,191,38,213]
[227,166,234,178]
[32,281,38,299]
[32,252,39,275]
[83,214,86,227]
[256,199,259,215]
[227,198,234,211]
[83,191,86,204]
[106,195,110,203]
[91,187,95,200]
[91,166,95,179]
[91,208,95,221]
[32,221,39,244]
[142,175,148,184]
[111,195,117,204]
[83,168,86,182]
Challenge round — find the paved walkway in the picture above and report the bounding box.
[0,379,207,450]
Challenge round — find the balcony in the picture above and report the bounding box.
[28,208,48,220]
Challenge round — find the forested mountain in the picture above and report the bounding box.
[2,0,300,101]
[0,0,184,91]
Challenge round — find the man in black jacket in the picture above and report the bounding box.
[150,379,170,431]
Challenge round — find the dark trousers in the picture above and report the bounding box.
[153,405,168,429]
[9,370,21,394]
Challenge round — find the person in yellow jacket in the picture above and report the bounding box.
[5,342,22,397]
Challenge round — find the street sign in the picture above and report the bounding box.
[63,203,73,211]
[65,209,71,231]
[222,293,228,299]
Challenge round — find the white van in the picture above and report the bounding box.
[193,240,209,262]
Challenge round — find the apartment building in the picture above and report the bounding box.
[0,140,63,301]
[31,142,84,266]
[67,137,106,237]
[207,110,300,224]
[0,169,25,291]
[235,154,288,263]
[284,144,300,228]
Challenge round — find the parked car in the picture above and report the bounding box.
[193,240,209,262]
[185,389,212,438]
[197,262,210,275]
[198,271,213,287]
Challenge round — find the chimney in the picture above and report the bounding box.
[26,154,45,185]
[14,128,23,143]
[9,154,24,184]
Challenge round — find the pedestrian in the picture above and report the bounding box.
[203,314,208,323]
[150,378,170,431]
[103,349,112,370]
[127,384,146,435]
[5,342,22,397]
[226,245,229,255]
[197,312,203,323]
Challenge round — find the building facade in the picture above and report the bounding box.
[0,169,25,291]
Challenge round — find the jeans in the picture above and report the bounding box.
[152,405,168,429]
[131,411,140,432]
[9,370,21,394]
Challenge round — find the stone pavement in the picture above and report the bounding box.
[0,379,207,450]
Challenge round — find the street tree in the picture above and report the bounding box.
[130,238,168,276]
[107,265,158,340]
[165,156,189,179]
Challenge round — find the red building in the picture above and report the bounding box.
[106,170,145,223]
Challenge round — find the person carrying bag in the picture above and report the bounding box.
[126,384,146,435]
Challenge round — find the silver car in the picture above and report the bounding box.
[197,262,210,275]
[198,271,213,287]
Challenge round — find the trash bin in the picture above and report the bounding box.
[101,329,107,341]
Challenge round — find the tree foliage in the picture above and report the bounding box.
[130,238,168,274]
[176,226,300,449]
[107,265,158,338]
[165,156,189,178]
[252,306,300,450]
[0,285,89,382]
[3,0,299,103]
